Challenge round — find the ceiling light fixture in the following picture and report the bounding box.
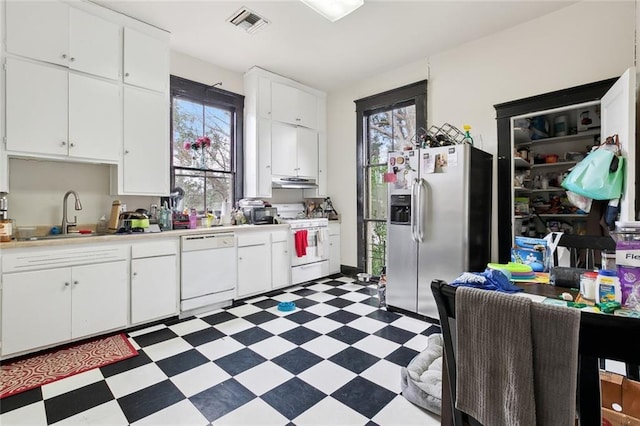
[300,0,364,22]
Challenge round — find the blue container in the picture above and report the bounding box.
[277,301,296,312]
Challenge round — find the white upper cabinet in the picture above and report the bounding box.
[271,82,318,129]
[6,58,120,162]
[121,87,169,195]
[69,74,121,161]
[271,123,318,178]
[6,1,120,80]
[258,77,272,119]
[6,1,68,67]
[6,59,68,156]
[244,67,326,198]
[124,27,169,93]
[68,7,120,80]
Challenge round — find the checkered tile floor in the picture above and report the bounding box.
[0,276,441,425]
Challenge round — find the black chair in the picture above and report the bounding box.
[553,234,616,269]
[431,280,482,426]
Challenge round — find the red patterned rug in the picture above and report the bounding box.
[0,333,137,399]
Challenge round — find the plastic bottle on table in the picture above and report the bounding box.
[596,269,621,304]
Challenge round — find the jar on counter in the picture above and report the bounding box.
[580,271,598,301]
[0,218,13,242]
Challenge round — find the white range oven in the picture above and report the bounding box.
[273,204,329,284]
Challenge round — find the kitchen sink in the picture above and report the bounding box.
[17,232,105,242]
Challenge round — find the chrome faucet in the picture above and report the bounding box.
[61,190,82,234]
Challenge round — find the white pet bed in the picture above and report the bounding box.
[400,333,443,415]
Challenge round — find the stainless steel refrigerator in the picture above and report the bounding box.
[386,144,492,320]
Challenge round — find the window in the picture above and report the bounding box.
[170,76,244,214]
[355,82,427,275]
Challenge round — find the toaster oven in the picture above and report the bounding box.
[242,206,277,225]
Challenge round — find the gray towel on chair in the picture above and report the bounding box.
[455,287,580,426]
[530,303,580,426]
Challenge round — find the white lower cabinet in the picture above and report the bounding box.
[131,240,179,325]
[328,223,341,275]
[272,230,291,289]
[237,232,271,298]
[1,260,127,357]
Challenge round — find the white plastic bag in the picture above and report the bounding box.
[566,191,592,213]
[544,232,571,267]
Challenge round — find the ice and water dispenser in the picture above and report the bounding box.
[389,194,411,224]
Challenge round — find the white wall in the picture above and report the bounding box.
[328,1,636,268]
[171,51,244,95]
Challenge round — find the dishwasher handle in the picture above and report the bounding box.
[182,233,236,251]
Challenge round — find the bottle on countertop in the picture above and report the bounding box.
[108,200,121,231]
[96,215,108,234]
[189,208,197,229]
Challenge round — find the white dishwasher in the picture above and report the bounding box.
[181,233,236,312]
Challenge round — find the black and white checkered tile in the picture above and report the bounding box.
[1,276,441,425]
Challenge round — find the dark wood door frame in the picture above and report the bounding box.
[494,78,618,263]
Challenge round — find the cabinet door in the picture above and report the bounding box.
[6,1,68,66]
[271,82,299,125]
[237,244,271,297]
[131,255,178,324]
[272,240,291,289]
[258,77,272,119]
[329,234,341,275]
[6,59,68,156]
[122,87,169,195]
[271,122,298,176]
[124,28,169,92]
[69,7,120,80]
[257,118,273,197]
[69,74,121,161]
[71,261,127,338]
[600,68,636,221]
[296,127,318,178]
[297,90,318,129]
[1,269,72,356]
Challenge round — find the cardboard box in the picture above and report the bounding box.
[602,408,640,426]
[623,377,640,419]
[601,370,624,411]
[600,371,640,422]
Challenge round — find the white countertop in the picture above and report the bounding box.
[0,224,290,249]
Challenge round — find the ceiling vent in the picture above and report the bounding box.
[227,7,270,34]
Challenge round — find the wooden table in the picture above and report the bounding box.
[439,282,640,426]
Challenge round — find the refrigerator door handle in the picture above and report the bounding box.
[410,178,418,242]
[416,178,425,242]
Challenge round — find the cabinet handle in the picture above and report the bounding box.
[69,57,75,62]
[61,141,67,146]
[73,281,79,285]
[266,165,271,169]
[62,54,67,59]
[133,272,137,276]
[65,282,70,287]
[69,143,75,148]
[124,150,130,155]
[296,118,301,121]
[239,257,243,261]
[125,72,130,77]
